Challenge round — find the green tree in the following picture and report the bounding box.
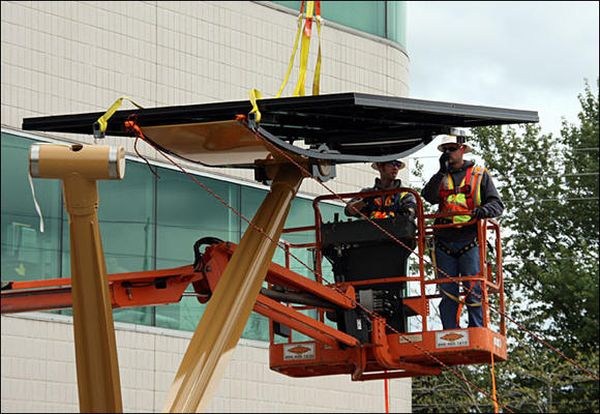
[412,80,599,412]
[474,80,599,350]
[557,80,599,349]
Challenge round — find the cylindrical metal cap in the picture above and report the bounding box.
[30,144,126,180]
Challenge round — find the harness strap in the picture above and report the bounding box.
[440,288,462,303]
[464,165,473,189]
[436,239,478,259]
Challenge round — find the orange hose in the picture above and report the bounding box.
[491,353,499,413]
[384,375,389,413]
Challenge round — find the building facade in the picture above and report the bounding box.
[1,1,412,412]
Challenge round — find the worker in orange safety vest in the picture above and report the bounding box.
[422,130,504,329]
[345,160,416,220]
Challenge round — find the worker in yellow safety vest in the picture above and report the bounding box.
[345,160,416,220]
[422,130,504,329]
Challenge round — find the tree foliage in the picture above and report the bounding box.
[412,80,599,412]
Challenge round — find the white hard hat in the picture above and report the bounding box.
[370,159,406,170]
[437,128,472,153]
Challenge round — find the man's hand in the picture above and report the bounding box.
[472,207,487,219]
[347,200,367,216]
[439,153,450,173]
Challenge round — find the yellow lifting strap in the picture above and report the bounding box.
[312,14,323,96]
[249,88,263,123]
[251,1,322,124]
[94,96,144,139]
[275,5,322,98]
[275,12,304,98]
[292,0,315,97]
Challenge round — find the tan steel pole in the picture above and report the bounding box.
[30,144,125,413]
[164,163,304,413]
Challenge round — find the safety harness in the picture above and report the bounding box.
[436,238,479,258]
[435,165,486,323]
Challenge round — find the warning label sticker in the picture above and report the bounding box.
[435,330,470,348]
[398,334,423,344]
[493,336,502,349]
[283,343,316,361]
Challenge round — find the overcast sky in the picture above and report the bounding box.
[404,1,599,175]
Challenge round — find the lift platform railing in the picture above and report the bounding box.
[423,210,505,335]
[275,188,505,340]
[263,187,507,381]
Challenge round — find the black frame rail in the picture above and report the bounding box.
[22,92,539,166]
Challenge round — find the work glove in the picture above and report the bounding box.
[438,153,450,173]
[396,206,408,215]
[397,206,415,217]
[472,207,487,220]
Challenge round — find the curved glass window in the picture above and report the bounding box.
[271,0,407,48]
[1,134,62,283]
[1,131,345,342]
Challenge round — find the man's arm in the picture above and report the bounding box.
[476,171,504,218]
[421,172,445,205]
[422,153,450,205]
[344,198,368,217]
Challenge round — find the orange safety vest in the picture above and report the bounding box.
[369,192,409,219]
[438,166,485,224]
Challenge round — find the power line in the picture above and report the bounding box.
[503,197,599,204]
[403,195,599,203]
[503,257,599,265]
[409,172,599,182]
[406,147,599,160]
[512,172,599,178]
[412,400,600,408]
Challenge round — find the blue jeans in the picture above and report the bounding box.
[435,239,483,329]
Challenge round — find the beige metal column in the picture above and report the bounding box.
[164,163,304,413]
[30,144,125,413]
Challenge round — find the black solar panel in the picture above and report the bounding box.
[22,92,538,166]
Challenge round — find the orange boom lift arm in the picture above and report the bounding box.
[1,187,507,381]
